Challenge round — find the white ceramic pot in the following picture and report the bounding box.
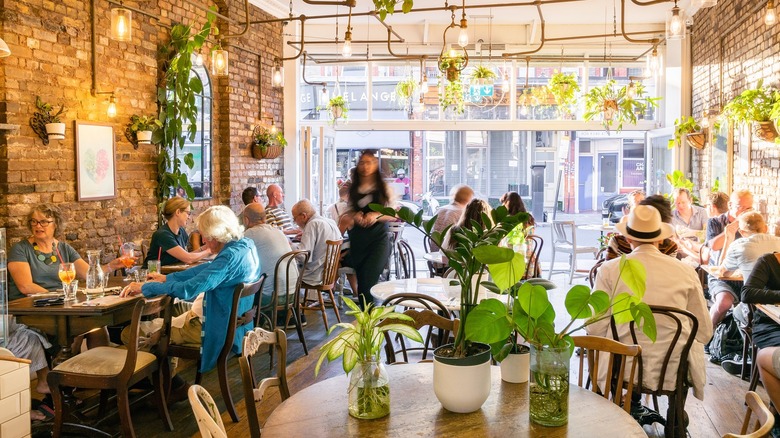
[136,130,153,144]
[45,122,65,140]
[433,344,492,413]
[499,350,530,383]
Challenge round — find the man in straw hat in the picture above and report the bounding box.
[588,205,713,429]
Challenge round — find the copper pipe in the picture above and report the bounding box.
[371,11,405,42]
[630,0,671,5]
[503,3,545,58]
[277,17,307,62]
[301,52,327,87]
[181,0,238,24]
[305,54,643,64]
[621,0,660,44]
[546,30,660,42]
[221,0,250,39]
[302,0,356,6]
[288,39,403,45]
[386,28,424,60]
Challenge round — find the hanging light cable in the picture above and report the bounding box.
[457,0,469,47]
[766,0,777,26]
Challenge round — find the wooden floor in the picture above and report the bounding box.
[34,294,770,438]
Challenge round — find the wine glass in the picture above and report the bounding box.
[120,242,136,281]
[58,262,76,300]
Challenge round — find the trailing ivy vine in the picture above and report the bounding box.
[156,11,218,205]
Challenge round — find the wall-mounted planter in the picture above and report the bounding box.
[45,122,66,141]
[754,121,779,143]
[252,144,282,160]
[30,96,66,145]
[686,132,706,150]
[136,130,153,144]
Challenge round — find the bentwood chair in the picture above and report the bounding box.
[239,328,290,438]
[165,275,266,423]
[395,238,417,280]
[572,335,641,414]
[523,234,544,280]
[724,391,775,438]
[380,293,458,363]
[48,296,173,438]
[548,221,598,284]
[188,385,227,438]
[301,239,343,331]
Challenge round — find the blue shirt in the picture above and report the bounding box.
[141,238,261,372]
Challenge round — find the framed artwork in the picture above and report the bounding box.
[75,121,116,201]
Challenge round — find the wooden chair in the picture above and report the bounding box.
[548,220,598,284]
[724,391,775,438]
[259,250,310,359]
[572,335,641,414]
[188,384,227,438]
[301,239,343,331]
[239,328,291,438]
[48,296,173,438]
[628,305,699,438]
[380,293,458,363]
[523,234,544,280]
[424,236,447,277]
[395,238,416,280]
[165,275,267,423]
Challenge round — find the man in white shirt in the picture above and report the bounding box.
[430,184,474,251]
[589,205,713,428]
[291,199,341,284]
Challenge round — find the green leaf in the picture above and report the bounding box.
[516,282,551,319]
[487,250,526,292]
[631,302,657,342]
[611,292,639,324]
[564,285,610,320]
[464,299,512,344]
[619,256,646,298]
[381,323,424,343]
[472,245,514,265]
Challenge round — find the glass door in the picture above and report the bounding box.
[300,124,336,214]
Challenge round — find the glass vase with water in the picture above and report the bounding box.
[85,250,105,300]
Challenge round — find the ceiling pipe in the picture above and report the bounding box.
[371,11,406,43]
[277,16,308,63]
[385,28,424,60]
[629,0,671,5]
[181,0,239,24]
[503,3,545,58]
[546,29,661,42]
[302,0,356,6]
[305,53,645,64]
[621,0,660,44]
[221,0,250,39]
[301,52,328,87]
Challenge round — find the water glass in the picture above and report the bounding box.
[135,269,149,283]
[147,260,161,274]
[63,280,78,302]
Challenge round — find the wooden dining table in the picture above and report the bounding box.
[699,264,744,282]
[261,362,647,437]
[370,278,504,311]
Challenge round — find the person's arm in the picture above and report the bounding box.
[165,245,212,264]
[719,240,742,271]
[741,256,780,304]
[7,262,49,295]
[129,255,233,300]
[686,268,713,343]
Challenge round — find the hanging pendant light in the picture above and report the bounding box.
[111,6,132,42]
[766,0,777,26]
[193,50,204,67]
[700,113,710,129]
[211,44,229,77]
[272,62,284,88]
[106,94,117,118]
[666,1,686,40]
[648,47,660,74]
[457,0,469,47]
[626,81,637,99]
[342,29,353,58]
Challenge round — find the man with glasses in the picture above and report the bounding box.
[291,199,341,285]
[706,190,754,329]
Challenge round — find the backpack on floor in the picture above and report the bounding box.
[709,311,743,364]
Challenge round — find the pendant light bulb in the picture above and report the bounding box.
[107,95,117,118]
[626,82,636,100]
[211,46,229,77]
[666,5,686,40]
[111,7,132,42]
[700,115,710,129]
[270,120,277,134]
[457,20,469,48]
[342,30,353,58]
[193,51,204,67]
[272,64,284,88]
[649,48,659,73]
[766,1,777,26]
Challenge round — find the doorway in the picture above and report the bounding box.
[578,155,594,211]
[597,153,618,207]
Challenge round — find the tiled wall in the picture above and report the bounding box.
[0,355,31,438]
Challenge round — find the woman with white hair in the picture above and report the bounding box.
[122,205,261,373]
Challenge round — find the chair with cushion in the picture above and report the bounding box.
[239,327,291,438]
[48,296,173,438]
[395,238,416,280]
[572,335,641,414]
[627,305,699,438]
[523,234,544,280]
[724,391,775,438]
[165,275,267,423]
[188,384,227,438]
[380,293,458,363]
[301,239,343,331]
[548,220,598,284]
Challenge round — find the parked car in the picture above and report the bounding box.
[602,194,628,224]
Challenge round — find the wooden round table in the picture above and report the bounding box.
[262,363,646,437]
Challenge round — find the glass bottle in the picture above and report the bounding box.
[85,250,104,299]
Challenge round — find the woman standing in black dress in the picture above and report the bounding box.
[347,150,395,308]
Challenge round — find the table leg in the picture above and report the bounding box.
[52,315,73,367]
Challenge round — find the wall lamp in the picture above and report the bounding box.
[766,0,777,26]
[272,60,284,87]
[110,3,132,42]
[0,38,10,57]
[93,91,117,118]
[212,42,229,77]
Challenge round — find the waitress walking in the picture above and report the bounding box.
[347,150,396,308]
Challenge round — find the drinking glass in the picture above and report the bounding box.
[58,262,76,296]
[63,280,78,302]
[120,242,136,281]
[147,260,161,275]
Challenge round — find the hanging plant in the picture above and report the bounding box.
[469,65,497,85]
[583,79,660,132]
[326,95,349,125]
[372,0,413,21]
[438,50,467,83]
[252,125,287,159]
[726,80,780,143]
[547,72,580,118]
[668,116,705,150]
[30,96,66,145]
[395,78,419,110]
[439,80,465,115]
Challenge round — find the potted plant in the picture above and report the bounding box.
[547,72,580,118]
[327,95,349,124]
[583,79,660,132]
[370,204,527,413]
[395,78,419,111]
[129,114,163,145]
[251,125,287,160]
[725,79,779,142]
[465,257,656,426]
[315,297,422,419]
[668,116,705,150]
[31,96,66,143]
[438,50,467,82]
[439,80,465,115]
[469,65,497,85]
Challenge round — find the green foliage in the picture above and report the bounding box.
[547,72,580,117]
[370,203,527,358]
[157,12,217,205]
[712,177,720,193]
[35,96,66,124]
[253,126,287,153]
[394,78,419,109]
[315,297,422,375]
[372,0,413,21]
[583,79,660,132]
[129,114,163,133]
[439,80,465,115]
[465,256,656,361]
[469,65,497,83]
[665,170,696,204]
[725,79,777,125]
[668,116,703,149]
[327,95,350,124]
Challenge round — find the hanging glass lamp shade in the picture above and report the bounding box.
[111,8,132,42]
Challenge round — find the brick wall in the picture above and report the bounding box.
[0,0,284,257]
[691,0,780,224]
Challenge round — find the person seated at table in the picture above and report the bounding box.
[7,203,125,420]
[430,184,473,252]
[442,198,492,251]
[242,203,298,313]
[291,199,341,286]
[121,205,261,380]
[590,205,712,427]
[705,190,754,327]
[708,191,730,218]
[618,190,645,224]
[237,186,263,223]
[606,195,678,260]
[326,181,351,225]
[672,188,708,233]
[677,191,731,264]
[500,191,536,232]
[266,184,300,237]
[144,197,211,268]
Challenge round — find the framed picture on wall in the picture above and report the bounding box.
[75,121,116,201]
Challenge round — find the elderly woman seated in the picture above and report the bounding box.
[121,206,261,382]
[7,203,124,420]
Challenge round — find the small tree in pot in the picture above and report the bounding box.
[31,96,66,144]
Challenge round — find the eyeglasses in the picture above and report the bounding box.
[29,219,54,227]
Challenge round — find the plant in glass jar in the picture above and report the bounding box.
[315,297,422,419]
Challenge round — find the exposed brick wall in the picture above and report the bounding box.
[691,0,780,225]
[0,0,283,258]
